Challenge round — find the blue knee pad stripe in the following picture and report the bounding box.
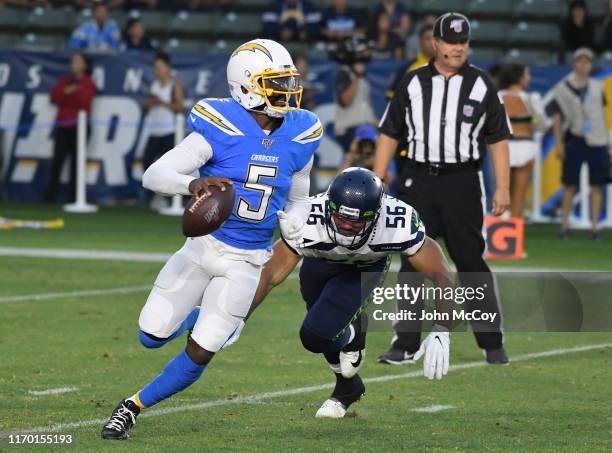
[138,351,207,408]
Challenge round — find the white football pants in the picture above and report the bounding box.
[138,235,265,352]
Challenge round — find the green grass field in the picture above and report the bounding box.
[1,204,611,452]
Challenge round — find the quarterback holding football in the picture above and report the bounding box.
[101,39,322,440]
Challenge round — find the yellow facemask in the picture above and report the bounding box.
[249,68,303,113]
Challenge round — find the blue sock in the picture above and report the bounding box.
[138,351,207,408]
[139,307,200,349]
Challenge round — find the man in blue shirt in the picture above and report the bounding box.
[69,1,121,51]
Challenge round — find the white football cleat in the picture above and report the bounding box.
[339,349,365,378]
[315,398,347,418]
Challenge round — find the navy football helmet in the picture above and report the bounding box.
[325,167,384,249]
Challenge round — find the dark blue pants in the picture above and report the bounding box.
[298,257,388,361]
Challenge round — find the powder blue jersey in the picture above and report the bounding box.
[187,98,322,250]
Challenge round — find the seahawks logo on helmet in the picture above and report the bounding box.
[325,167,384,250]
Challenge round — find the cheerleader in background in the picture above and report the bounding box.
[498,62,549,218]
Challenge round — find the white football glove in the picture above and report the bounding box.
[414,324,450,380]
[220,320,245,350]
[277,210,304,242]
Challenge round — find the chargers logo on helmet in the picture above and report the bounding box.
[231,42,273,61]
[227,39,303,118]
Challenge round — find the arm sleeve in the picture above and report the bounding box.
[379,74,409,140]
[50,77,67,105]
[69,25,86,50]
[284,156,313,220]
[142,132,213,196]
[483,89,512,145]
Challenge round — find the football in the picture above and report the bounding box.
[182,184,236,237]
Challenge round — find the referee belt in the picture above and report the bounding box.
[404,160,481,176]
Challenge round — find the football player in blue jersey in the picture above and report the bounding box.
[101,39,322,440]
[230,168,456,418]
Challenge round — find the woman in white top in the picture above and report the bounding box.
[143,51,185,172]
[498,62,548,218]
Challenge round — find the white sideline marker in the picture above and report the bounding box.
[28,387,78,396]
[0,286,151,303]
[411,405,455,413]
[17,342,612,434]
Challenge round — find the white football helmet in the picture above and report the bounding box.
[227,39,303,118]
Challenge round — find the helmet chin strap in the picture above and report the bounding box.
[247,103,287,119]
[263,105,287,118]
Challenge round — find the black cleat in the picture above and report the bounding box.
[485,347,510,365]
[101,399,141,440]
[316,374,366,418]
[377,347,416,365]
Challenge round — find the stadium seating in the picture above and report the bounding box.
[0,1,607,62]
[467,0,514,17]
[470,20,511,46]
[516,0,565,20]
[510,21,561,46]
[25,8,76,32]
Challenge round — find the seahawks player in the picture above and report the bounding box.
[236,168,454,418]
[101,39,322,440]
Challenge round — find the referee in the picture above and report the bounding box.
[374,12,511,365]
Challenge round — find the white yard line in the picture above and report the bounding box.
[15,342,612,434]
[0,246,600,273]
[411,405,456,413]
[0,247,170,262]
[0,286,151,303]
[28,387,78,396]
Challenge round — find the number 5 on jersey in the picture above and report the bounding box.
[237,164,278,221]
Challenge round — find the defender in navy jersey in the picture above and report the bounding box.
[101,39,322,440]
[232,168,455,418]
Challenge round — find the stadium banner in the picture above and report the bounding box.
[0,49,603,206]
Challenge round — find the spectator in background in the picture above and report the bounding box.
[405,13,436,61]
[340,124,377,171]
[498,62,548,219]
[294,53,315,111]
[120,0,159,9]
[598,4,612,52]
[321,0,365,43]
[371,0,410,40]
[177,0,233,10]
[333,35,377,153]
[560,0,597,62]
[551,48,609,240]
[367,10,404,60]
[69,1,122,51]
[123,17,154,50]
[1,0,48,8]
[47,52,96,203]
[141,51,185,206]
[262,0,321,43]
[72,0,124,8]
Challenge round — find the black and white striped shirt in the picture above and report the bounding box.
[379,60,511,163]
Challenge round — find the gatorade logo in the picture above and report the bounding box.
[484,217,524,260]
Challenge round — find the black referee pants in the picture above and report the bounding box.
[46,126,77,203]
[393,166,504,352]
